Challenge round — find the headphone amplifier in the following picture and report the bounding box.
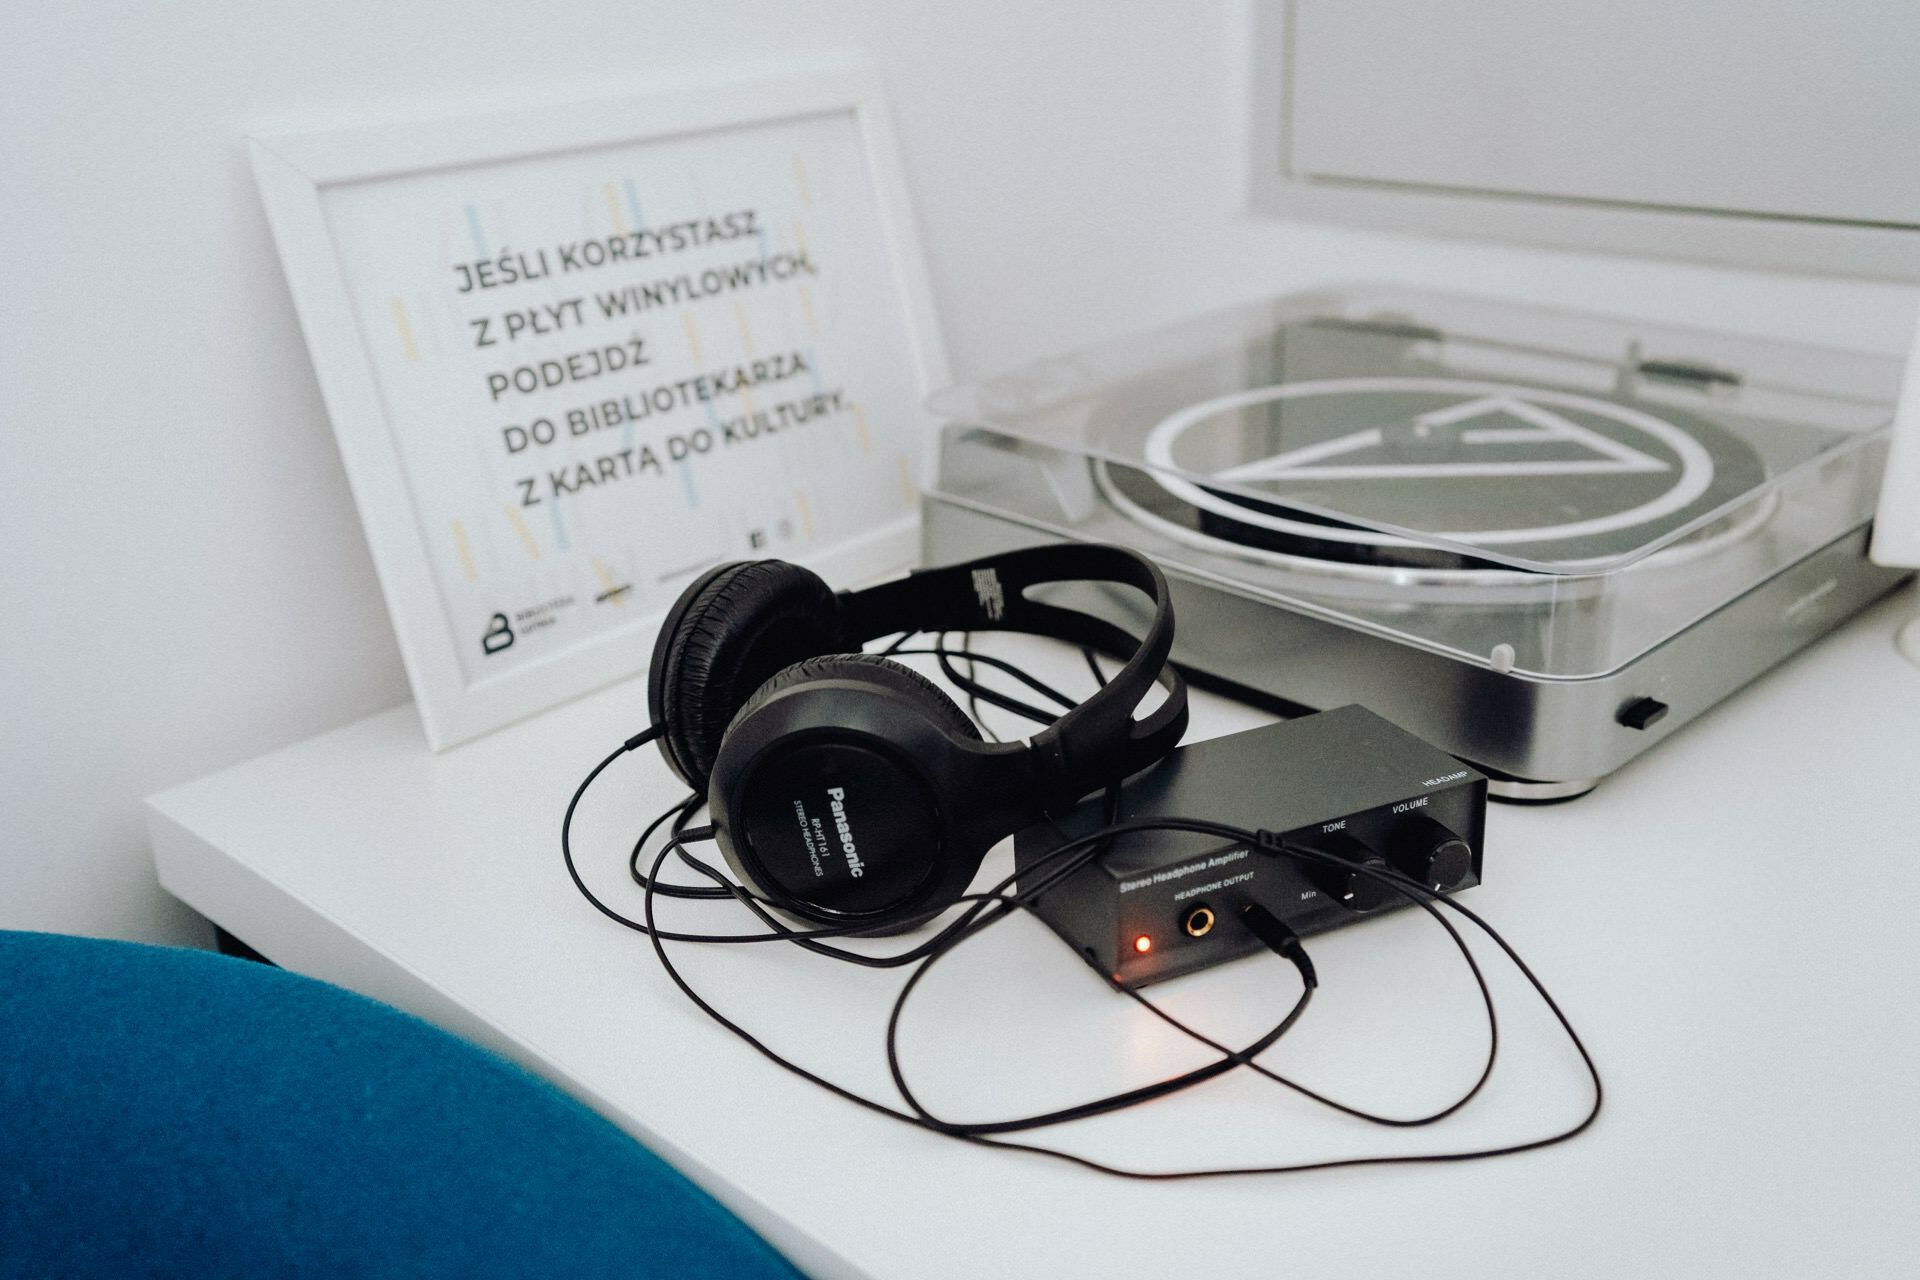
[1015,706,1487,987]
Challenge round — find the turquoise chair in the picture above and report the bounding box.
[0,930,801,1279]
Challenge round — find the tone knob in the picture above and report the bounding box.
[1308,833,1394,913]
[1391,815,1473,892]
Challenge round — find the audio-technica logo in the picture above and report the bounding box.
[825,787,866,878]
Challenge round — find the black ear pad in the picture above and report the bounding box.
[728,653,982,746]
[713,653,984,928]
[652,561,842,788]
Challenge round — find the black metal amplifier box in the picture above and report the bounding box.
[1015,706,1487,987]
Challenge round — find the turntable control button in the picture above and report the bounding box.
[1618,698,1669,731]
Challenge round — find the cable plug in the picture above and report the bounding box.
[1239,903,1318,989]
[1252,828,1302,857]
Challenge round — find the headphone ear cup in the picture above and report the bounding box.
[727,652,984,746]
[651,561,841,789]
[711,653,985,926]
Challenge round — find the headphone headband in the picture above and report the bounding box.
[837,543,1186,807]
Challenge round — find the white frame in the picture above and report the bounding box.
[1247,1,1920,282]
[250,59,948,749]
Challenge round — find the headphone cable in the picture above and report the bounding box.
[562,642,1601,1176]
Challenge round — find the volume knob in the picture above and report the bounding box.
[1308,833,1394,913]
[1391,815,1473,892]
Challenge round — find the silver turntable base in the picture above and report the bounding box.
[924,496,1909,800]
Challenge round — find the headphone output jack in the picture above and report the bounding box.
[1182,904,1216,938]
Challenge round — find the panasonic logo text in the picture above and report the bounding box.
[826,787,865,878]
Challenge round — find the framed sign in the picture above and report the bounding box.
[250,61,947,748]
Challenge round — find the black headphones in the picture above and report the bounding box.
[645,543,1187,930]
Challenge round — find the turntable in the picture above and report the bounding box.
[923,287,1912,799]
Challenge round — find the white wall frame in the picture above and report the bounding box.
[1248,1,1920,282]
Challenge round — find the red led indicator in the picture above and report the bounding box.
[1132,934,1154,954]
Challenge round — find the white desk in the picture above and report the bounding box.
[150,585,1920,1280]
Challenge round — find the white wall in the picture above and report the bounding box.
[3,1,1915,946]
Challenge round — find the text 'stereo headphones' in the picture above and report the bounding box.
[645,543,1187,931]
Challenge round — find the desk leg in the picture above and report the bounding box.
[213,926,275,967]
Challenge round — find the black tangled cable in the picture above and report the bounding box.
[560,634,1603,1177]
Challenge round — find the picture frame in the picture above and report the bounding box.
[250,59,948,749]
